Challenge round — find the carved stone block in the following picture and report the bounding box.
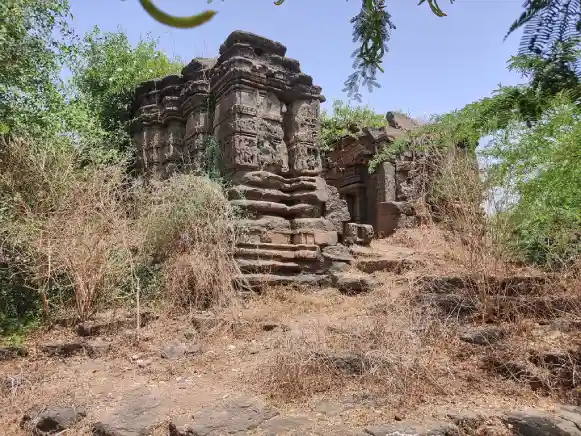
[343,223,374,247]
[223,135,259,170]
[288,143,322,175]
[257,138,289,173]
[285,100,320,146]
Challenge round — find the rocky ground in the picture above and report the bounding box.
[1,229,580,435]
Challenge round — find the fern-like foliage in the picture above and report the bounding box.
[343,0,453,101]
[343,0,395,102]
[506,0,581,61]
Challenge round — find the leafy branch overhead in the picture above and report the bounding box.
[136,0,453,101]
[506,0,581,58]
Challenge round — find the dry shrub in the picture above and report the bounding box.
[391,140,522,276]
[36,165,132,320]
[0,138,134,321]
[394,143,579,315]
[133,173,239,310]
[0,137,239,322]
[387,141,581,403]
[263,298,454,408]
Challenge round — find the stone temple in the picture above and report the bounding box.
[131,31,373,286]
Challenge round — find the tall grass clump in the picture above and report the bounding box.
[133,173,240,311]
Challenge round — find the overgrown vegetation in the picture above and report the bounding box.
[70,27,183,163]
[0,0,236,335]
[369,39,581,269]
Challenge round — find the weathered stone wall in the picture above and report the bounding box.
[323,112,422,237]
[131,31,364,286]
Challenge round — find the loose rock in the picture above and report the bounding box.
[21,406,86,434]
[0,345,28,361]
[40,341,85,357]
[460,326,508,346]
[322,244,355,262]
[331,272,375,295]
[169,398,279,436]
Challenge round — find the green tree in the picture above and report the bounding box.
[69,27,183,162]
[506,0,581,59]
[484,94,581,268]
[0,0,72,136]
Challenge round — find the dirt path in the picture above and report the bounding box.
[2,238,580,435]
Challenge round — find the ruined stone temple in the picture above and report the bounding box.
[323,112,423,237]
[131,31,373,286]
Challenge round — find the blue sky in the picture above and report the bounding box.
[68,0,526,118]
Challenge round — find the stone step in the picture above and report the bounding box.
[354,256,425,274]
[235,242,320,262]
[235,247,320,262]
[230,199,318,219]
[233,273,329,291]
[236,258,304,274]
[236,242,319,252]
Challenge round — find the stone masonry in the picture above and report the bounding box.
[131,31,368,287]
[323,112,423,237]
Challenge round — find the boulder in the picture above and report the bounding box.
[322,244,355,262]
[503,406,581,436]
[365,419,460,436]
[331,272,375,295]
[169,398,279,436]
[92,387,166,436]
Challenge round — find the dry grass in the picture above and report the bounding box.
[254,141,581,412]
[0,138,133,321]
[0,137,239,324]
[133,174,240,311]
[257,284,460,410]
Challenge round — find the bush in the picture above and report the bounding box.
[69,27,184,163]
[484,95,581,268]
[0,137,133,321]
[133,173,240,310]
[320,100,385,151]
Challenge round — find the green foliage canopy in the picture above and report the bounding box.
[0,0,72,136]
[69,27,183,162]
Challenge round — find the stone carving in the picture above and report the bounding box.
[131,31,364,287]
